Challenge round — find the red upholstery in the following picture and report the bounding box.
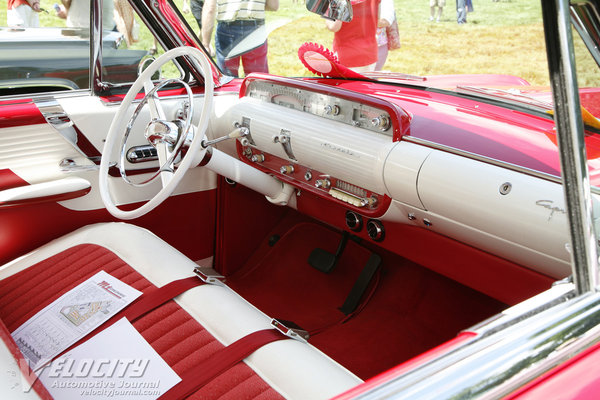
[0,244,284,399]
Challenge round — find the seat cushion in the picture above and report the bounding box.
[0,223,361,400]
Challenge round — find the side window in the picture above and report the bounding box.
[103,0,182,85]
[1,1,92,95]
[0,0,178,96]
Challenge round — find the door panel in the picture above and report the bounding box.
[0,95,217,266]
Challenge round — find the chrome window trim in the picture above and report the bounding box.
[91,0,103,93]
[571,1,600,69]
[402,136,564,183]
[545,0,599,294]
[0,90,92,103]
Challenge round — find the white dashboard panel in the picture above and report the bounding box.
[410,148,571,278]
[229,97,394,196]
[383,141,431,209]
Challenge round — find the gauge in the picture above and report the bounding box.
[272,94,302,110]
[245,80,393,136]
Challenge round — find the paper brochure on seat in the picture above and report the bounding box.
[11,271,142,371]
[38,318,181,400]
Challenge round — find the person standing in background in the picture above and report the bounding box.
[114,0,139,46]
[375,0,395,70]
[56,0,116,30]
[325,0,380,73]
[430,0,444,22]
[183,0,204,31]
[456,0,466,24]
[201,0,279,77]
[7,0,41,27]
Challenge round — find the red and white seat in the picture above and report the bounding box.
[0,223,362,399]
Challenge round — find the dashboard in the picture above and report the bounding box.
[231,75,411,219]
[222,75,574,281]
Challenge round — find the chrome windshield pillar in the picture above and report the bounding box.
[543,0,599,294]
[91,0,104,94]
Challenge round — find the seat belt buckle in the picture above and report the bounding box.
[271,319,309,343]
[194,267,226,286]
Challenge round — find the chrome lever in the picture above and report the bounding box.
[273,129,297,161]
[201,126,250,148]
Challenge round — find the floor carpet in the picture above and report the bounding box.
[227,222,506,380]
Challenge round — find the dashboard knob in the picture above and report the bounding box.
[366,219,385,242]
[324,104,340,116]
[280,165,295,174]
[371,115,390,131]
[315,178,331,189]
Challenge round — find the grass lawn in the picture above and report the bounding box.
[2,0,600,86]
[266,0,551,83]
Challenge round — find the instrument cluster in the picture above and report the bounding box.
[245,79,394,135]
[234,75,410,217]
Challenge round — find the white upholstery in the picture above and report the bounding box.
[0,223,362,400]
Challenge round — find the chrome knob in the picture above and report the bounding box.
[280,165,294,174]
[371,115,390,131]
[324,104,340,116]
[145,120,180,147]
[315,178,331,189]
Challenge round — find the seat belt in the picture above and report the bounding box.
[57,268,215,358]
[120,275,204,322]
[159,328,287,400]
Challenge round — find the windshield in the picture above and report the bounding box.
[171,0,600,106]
[173,0,551,81]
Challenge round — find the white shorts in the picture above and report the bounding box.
[7,4,40,28]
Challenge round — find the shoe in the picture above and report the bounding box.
[436,17,440,22]
[429,16,434,21]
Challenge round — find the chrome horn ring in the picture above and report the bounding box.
[118,78,194,187]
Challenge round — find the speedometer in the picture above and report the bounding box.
[271,94,302,110]
[244,79,394,136]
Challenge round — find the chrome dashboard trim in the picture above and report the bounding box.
[402,136,600,196]
[244,79,395,136]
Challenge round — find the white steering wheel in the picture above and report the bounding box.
[99,46,214,220]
